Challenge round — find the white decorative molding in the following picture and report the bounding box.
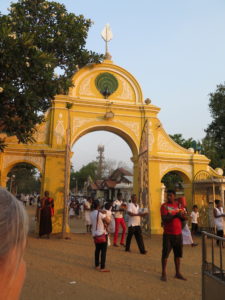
[158,132,183,153]
[159,163,192,179]
[72,117,95,134]
[72,66,141,103]
[79,75,95,96]
[72,116,139,138]
[33,120,49,143]
[117,77,132,100]
[54,113,65,145]
[3,154,45,173]
[116,120,139,138]
[149,122,154,152]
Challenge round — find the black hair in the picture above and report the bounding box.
[105,202,112,210]
[215,199,221,205]
[92,200,100,210]
[192,205,198,209]
[167,189,176,195]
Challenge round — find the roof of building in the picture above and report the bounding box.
[109,168,133,180]
[90,183,98,190]
[103,180,117,188]
[123,176,133,183]
[87,168,133,191]
[115,182,133,189]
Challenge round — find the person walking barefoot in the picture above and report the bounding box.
[160,190,187,281]
[84,197,92,233]
[125,194,148,254]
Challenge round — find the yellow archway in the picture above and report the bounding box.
[0,57,221,234]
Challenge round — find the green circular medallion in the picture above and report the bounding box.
[95,72,118,98]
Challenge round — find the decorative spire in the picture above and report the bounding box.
[101,24,113,60]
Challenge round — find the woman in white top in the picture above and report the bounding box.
[0,188,28,300]
[84,197,92,233]
[90,200,110,272]
[214,199,225,246]
[103,202,114,246]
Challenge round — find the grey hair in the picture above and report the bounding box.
[0,188,28,262]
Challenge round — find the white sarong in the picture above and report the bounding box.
[182,224,193,245]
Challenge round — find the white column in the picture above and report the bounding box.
[161,183,166,204]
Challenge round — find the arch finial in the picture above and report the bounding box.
[101,24,113,60]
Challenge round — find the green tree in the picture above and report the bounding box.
[166,134,201,189]
[201,136,222,170]
[0,0,103,150]
[169,133,201,150]
[161,172,183,190]
[7,163,41,194]
[70,161,98,191]
[204,83,225,171]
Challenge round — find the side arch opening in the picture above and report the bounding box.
[161,170,192,210]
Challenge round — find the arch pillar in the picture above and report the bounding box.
[183,183,193,211]
[42,151,67,234]
[131,155,138,195]
[0,174,7,188]
[149,159,163,234]
[0,153,6,187]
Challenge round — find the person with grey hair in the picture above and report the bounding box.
[0,187,28,300]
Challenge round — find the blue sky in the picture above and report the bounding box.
[1,0,225,170]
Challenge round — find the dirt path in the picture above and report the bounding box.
[21,207,202,300]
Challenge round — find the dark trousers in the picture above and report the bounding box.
[95,241,108,269]
[125,226,146,253]
[216,229,224,246]
[191,223,198,235]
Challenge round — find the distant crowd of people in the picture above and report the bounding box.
[16,193,40,207]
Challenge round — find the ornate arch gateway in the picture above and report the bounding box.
[0,55,222,234]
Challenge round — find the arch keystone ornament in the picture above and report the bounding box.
[1,30,223,235]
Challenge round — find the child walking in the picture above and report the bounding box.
[190,205,199,235]
[177,197,198,247]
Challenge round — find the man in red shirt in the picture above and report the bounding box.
[160,189,187,282]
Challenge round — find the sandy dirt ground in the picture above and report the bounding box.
[21,206,204,300]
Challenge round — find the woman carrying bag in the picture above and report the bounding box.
[90,200,110,272]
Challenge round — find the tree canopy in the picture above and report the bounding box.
[169,133,201,151]
[161,171,183,190]
[0,0,103,149]
[204,83,225,171]
[7,163,41,194]
[70,161,98,191]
